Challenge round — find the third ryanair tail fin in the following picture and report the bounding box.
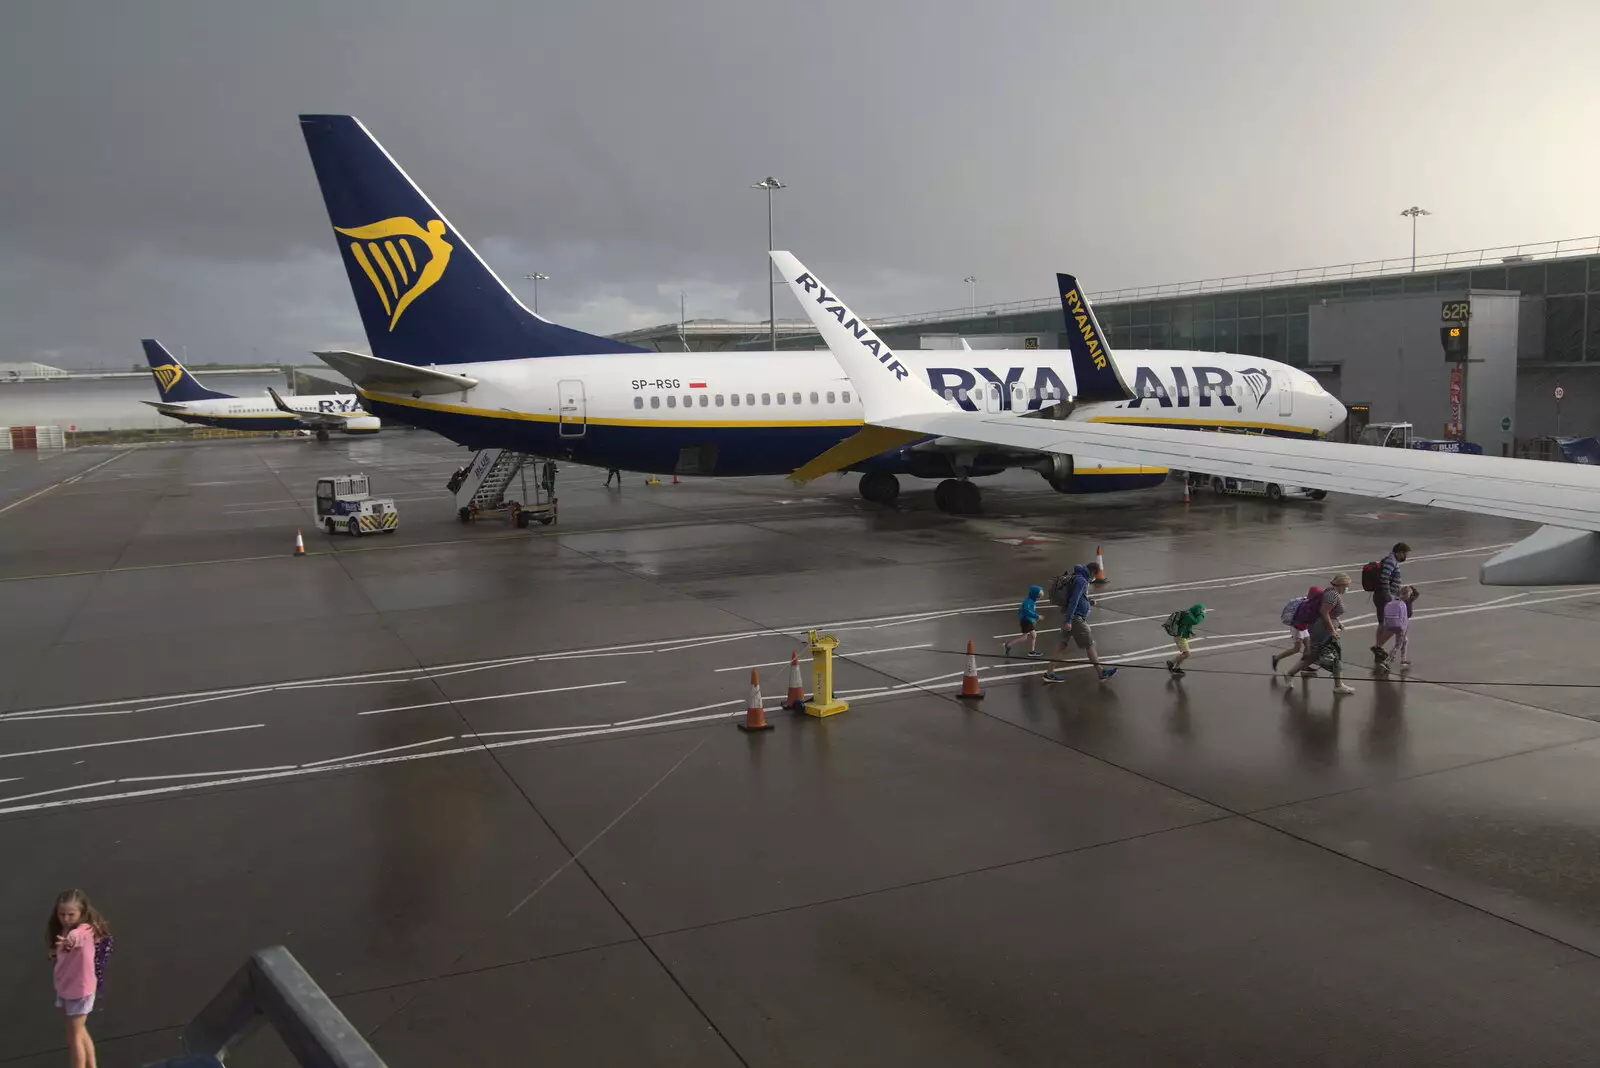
[143,340,233,403]
[1056,274,1132,404]
[298,114,648,368]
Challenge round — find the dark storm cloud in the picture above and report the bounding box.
[3,1,1598,367]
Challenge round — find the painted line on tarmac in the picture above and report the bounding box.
[714,643,935,673]
[0,542,1517,722]
[0,724,264,761]
[300,736,457,767]
[357,679,627,717]
[0,449,136,518]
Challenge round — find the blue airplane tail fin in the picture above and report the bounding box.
[143,340,232,402]
[298,114,647,367]
[1056,274,1133,404]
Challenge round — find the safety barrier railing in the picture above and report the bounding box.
[141,945,385,1067]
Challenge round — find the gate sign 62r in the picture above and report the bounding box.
[1441,300,1471,322]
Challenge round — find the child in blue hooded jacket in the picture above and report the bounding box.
[1002,585,1045,659]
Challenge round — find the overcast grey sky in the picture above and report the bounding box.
[3,0,1597,368]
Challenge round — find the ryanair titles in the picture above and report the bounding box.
[791,272,909,381]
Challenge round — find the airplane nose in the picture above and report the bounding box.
[1327,395,1348,435]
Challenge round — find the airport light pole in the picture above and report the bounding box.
[523,272,550,315]
[964,275,978,315]
[1400,206,1430,272]
[753,177,786,351]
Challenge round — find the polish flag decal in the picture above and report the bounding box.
[689,382,707,389]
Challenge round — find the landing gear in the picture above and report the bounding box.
[858,472,900,505]
[315,429,331,442]
[934,478,982,515]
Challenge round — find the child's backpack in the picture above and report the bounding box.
[1291,587,1324,627]
[1280,597,1305,626]
[1161,610,1185,637]
[1048,572,1074,608]
[1360,560,1382,592]
[93,934,114,994]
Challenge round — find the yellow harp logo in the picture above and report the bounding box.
[334,217,454,331]
[151,364,184,392]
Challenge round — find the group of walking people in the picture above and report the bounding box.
[1271,541,1418,695]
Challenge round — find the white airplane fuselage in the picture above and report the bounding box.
[357,346,1344,488]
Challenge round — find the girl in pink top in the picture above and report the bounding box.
[47,888,108,1068]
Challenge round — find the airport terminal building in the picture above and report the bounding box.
[615,237,1600,453]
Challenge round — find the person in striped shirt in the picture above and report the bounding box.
[1372,542,1410,664]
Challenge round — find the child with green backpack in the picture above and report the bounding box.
[1163,604,1207,676]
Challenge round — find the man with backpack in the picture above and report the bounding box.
[1363,542,1410,665]
[1042,562,1118,683]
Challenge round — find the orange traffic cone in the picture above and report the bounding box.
[1092,545,1108,584]
[786,651,805,709]
[672,473,681,484]
[958,639,984,700]
[1183,478,1192,503]
[294,529,305,556]
[739,669,774,732]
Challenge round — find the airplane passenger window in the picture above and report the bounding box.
[810,392,819,404]
[827,391,836,404]
[682,395,692,407]
[776,392,786,405]
[667,396,677,408]
[634,397,643,409]
[746,393,755,406]
[650,396,660,409]
[730,394,740,406]
[699,395,708,407]
[716,394,725,406]
[957,389,969,403]
[792,392,801,405]
[842,391,851,403]
[758,393,767,405]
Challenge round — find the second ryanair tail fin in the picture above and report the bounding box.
[143,340,233,403]
[298,114,648,367]
[1056,274,1132,404]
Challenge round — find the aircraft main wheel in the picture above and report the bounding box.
[1267,483,1284,502]
[316,429,330,442]
[859,472,899,505]
[1308,489,1327,500]
[952,480,982,515]
[934,479,958,512]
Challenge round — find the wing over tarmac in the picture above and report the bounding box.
[770,250,1600,586]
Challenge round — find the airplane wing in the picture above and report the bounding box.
[771,251,1600,585]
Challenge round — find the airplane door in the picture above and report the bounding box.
[984,383,1004,414]
[1278,383,1293,418]
[558,379,586,438]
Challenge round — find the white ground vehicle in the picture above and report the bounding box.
[315,474,399,536]
[1190,471,1327,502]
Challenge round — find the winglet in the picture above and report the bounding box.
[1055,274,1133,404]
[266,387,296,414]
[770,251,952,425]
